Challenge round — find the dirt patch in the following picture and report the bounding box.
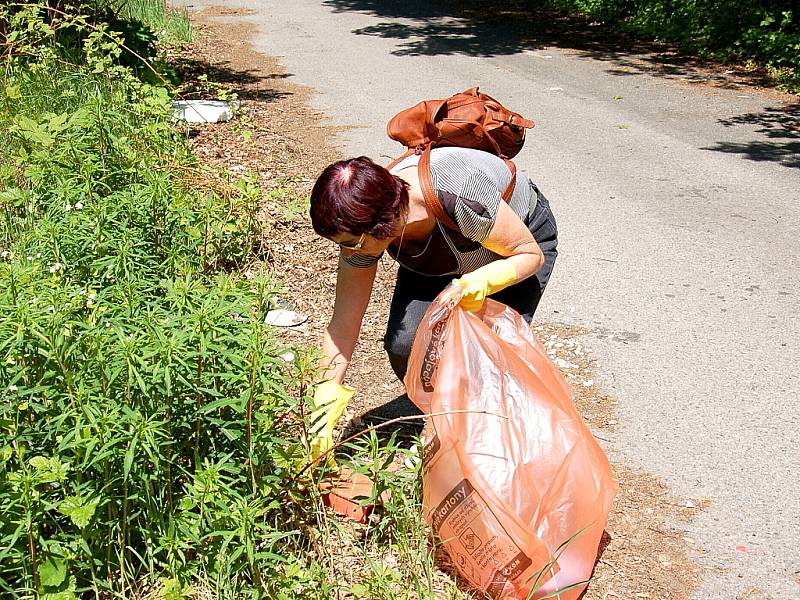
[201,6,256,17]
[174,10,705,599]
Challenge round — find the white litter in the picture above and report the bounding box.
[404,444,421,470]
[553,357,577,370]
[171,100,239,123]
[548,87,564,91]
[264,309,308,327]
[278,350,296,362]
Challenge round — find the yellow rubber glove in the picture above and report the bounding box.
[455,260,518,312]
[308,381,355,461]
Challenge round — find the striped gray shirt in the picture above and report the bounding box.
[343,147,537,275]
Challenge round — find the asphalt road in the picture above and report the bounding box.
[177,1,800,597]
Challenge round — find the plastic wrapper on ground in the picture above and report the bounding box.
[405,290,618,599]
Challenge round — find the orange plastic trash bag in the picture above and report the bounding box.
[405,288,618,599]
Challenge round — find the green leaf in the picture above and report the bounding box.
[160,577,186,600]
[199,395,241,414]
[538,579,590,599]
[124,432,139,480]
[58,496,98,529]
[29,456,51,470]
[28,456,68,481]
[67,108,93,128]
[348,583,369,597]
[40,590,76,600]
[38,557,67,588]
[13,115,54,147]
[0,187,25,205]
[47,112,69,133]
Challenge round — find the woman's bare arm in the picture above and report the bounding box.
[480,200,545,281]
[319,253,379,383]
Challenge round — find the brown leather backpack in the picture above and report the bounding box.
[387,87,534,230]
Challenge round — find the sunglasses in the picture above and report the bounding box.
[337,232,366,251]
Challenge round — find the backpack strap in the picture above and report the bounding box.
[501,158,517,202]
[417,146,517,231]
[386,147,416,172]
[418,145,459,231]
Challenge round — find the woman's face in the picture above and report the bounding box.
[329,231,394,259]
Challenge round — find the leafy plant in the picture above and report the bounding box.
[0,6,329,598]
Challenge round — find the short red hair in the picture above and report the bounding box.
[309,156,408,239]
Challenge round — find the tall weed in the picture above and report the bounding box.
[116,0,193,45]
[0,7,329,599]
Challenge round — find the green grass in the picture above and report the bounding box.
[0,7,320,599]
[117,0,193,45]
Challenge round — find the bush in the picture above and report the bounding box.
[0,7,326,599]
[544,0,800,88]
[1,1,191,78]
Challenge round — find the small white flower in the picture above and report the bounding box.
[8,385,17,392]
[26,255,33,261]
[49,262,65,274]
[48,305,55,313]
[36,253,42,258]
[65,203,73,211]
[0,251,9,259]
[74,201,84,210]
[104,321,111,328]
[88,292,97,300]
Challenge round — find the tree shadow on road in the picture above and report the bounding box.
[323,0,777,89]
[703,103,800,169]
[169,56,295,102]
[325,0,798,168]
[325,0,641,58]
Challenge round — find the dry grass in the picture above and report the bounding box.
[172,9,708,598]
